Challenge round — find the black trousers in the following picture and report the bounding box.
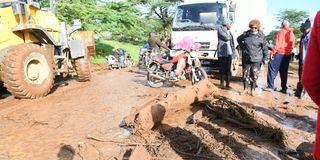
[218,56,232,77]
[296,61,305,96]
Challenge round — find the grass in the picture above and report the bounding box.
[91,40,141,64]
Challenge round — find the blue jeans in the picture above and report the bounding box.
[267,54,291,91]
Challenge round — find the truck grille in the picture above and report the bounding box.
[197,42,210,50]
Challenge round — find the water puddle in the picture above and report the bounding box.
[251,104,316,133]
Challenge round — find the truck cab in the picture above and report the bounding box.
[171,0,267,74]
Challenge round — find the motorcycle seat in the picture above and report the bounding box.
[161,59,171,64]
[152,57,171,64]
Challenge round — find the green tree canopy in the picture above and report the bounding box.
[39,0,187,43]
[40,0,150,43]
[267,9,309,44]
[128,0,182,39]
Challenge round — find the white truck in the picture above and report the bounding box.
[171,0,268,74]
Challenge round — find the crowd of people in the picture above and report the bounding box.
[217,16,314,99]
[218,11,320,160]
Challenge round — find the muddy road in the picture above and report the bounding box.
[0,64,317,160]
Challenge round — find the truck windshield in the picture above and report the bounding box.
[173,3,227,31]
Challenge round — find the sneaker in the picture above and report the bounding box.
[263,87,274,92]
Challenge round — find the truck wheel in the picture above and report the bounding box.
[1,44,54,99]
[74,56,91,82]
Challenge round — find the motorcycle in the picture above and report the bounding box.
[146,48,207,88]
[139,48,152,68]
[106,48,133,69]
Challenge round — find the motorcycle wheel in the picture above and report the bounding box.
[191,67,207,85]
[147,63,164,88]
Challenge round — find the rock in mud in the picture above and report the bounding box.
[296,142,314,160]
[128,146,151,160]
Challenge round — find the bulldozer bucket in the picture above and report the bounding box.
[72,31,96,56]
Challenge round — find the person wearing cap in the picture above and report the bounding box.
[237,19,268,96]
[265,20,296,93]
[217,17,236,89]
[295,19,311,98]
[302,10,320,160]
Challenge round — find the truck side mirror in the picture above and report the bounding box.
[229,2,236,12]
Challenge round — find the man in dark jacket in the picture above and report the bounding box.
[217,17,236,88]
[237,19,268,95]
[295,19,311,98]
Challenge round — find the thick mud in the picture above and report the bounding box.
[124,65,316,160]
[0,64,317,160]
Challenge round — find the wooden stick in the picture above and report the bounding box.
[86,135,160,146]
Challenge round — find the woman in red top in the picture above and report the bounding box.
[302,10,320,159]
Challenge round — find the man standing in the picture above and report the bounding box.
[148,32,170,54]
[295,19,311,98]
[265,20,296,93]
[217,17,236,89]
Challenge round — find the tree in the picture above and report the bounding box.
[276,9,309,37]
[266,30,277,43]
[40,0,148,43]
[267,9,309,43]
[128,0,182,39]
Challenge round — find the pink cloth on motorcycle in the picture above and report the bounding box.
[175,36,200,52]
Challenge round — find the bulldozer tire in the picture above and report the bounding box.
[1,44,54,99]
[74,56,91,82]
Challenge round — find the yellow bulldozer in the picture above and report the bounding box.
[0,0,96,99]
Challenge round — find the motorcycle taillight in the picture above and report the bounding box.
[162,53,167,59]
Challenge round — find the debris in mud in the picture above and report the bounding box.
[125,93,295,159]
[296,142,314,160]
[127,146,151,160]
[123,79,217,134]
[199,95,286,146]
[57,144,75,160]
